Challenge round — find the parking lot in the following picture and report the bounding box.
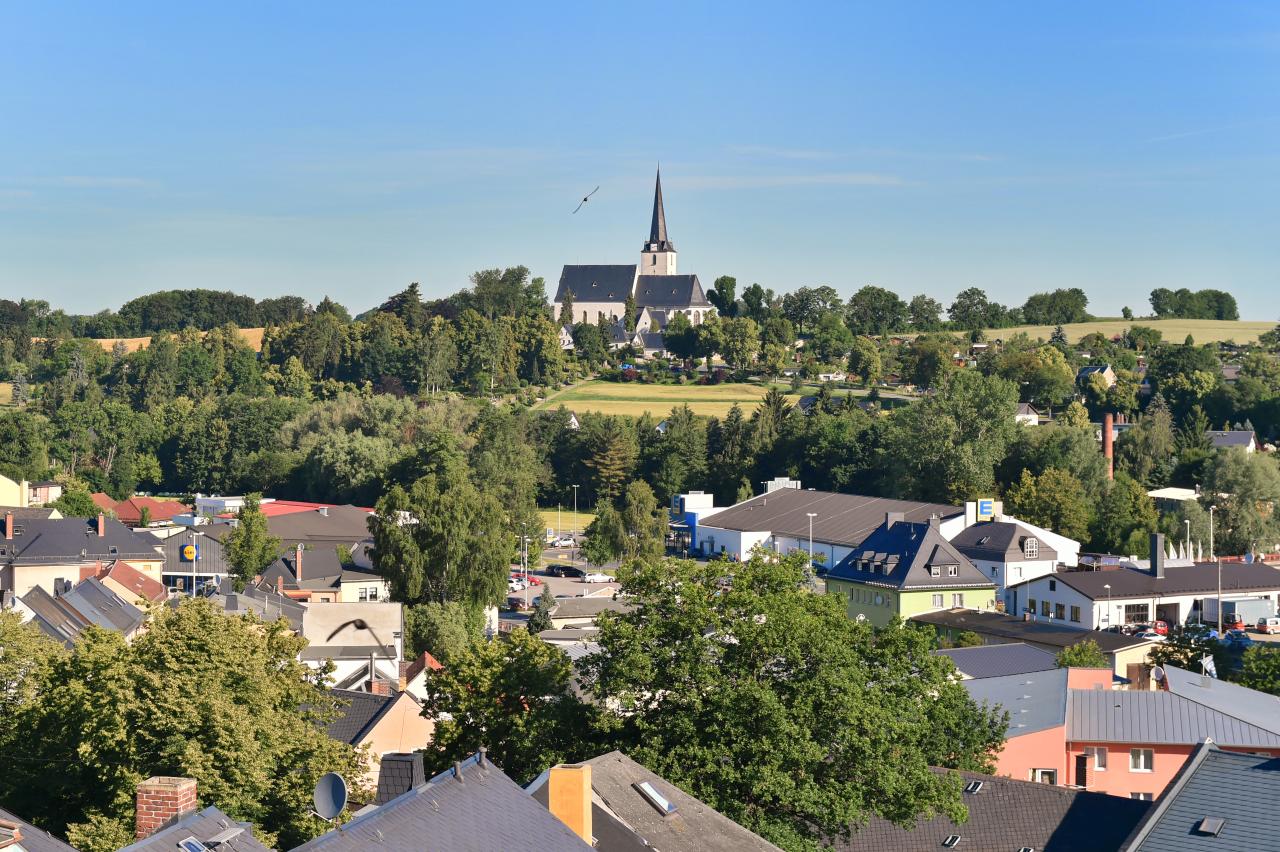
[503,541,620,612]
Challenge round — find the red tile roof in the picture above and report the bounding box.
[114,496,189,525]
[99,561,168,603]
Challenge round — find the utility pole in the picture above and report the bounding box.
[1185,519,1191,561]
[1104,583,1112,628]
[572,485,579,565]
[1209,505,1215,561]
[1217,557,1223,637]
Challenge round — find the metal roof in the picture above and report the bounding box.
[1124,743,1280,852]
[645,167,674,251]
[1160,665,1280,737]
[1067,688,1280,747]
[910,608,1153,652]
[962,668,1068,736]
[698,489,961,550]
[934,642,1058,679]
[1035,562,1280,600]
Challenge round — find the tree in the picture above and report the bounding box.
[1236,646,1280,696]
[845,286,907,336]
[420,629,594,784]
[1004,468,1092,541]
[224,493,282,591]
[993,346,1076,408]
[1021,288,1090,325]
[526,588,557,633]
[404,601,485,662]
[718,317,760,374]
[557,289,575,329]
[645,404,707,502]
[846,336,882,384]
[583,480,667,564]
[902,335,954,389]
[0,600,367,850]
[1055,639,1109,668]
[581,553,1007,851]
[1149,626,1231,678]
[1090,473,1158,555]
[708,276,738,318]
[583,417,638,504]
[740,283,776,322]
[50,483,99,518]
[908,294,943,331]
[948,287,1009,331]
[808,311,854,364]
[1202,449,1280,556]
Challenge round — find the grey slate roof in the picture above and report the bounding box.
[20,584,91,647]
[1124,743,1280,852]
[634,275,711,309]
[117,806,272,852]
[324,688,397,745]
[1162,664,1280,736]
[645,167,674,251]
[554,264,637,304]
[911,608,1155,653]
[0,806,80,851]
[202,581,306,631]
[1025,562,1280,600]
[60,576,145,634]
[827,518,994,591]
[963,668,1067,736]
[836,768,1150,852]
[551,596,632,620]
[1067,688,1280,747]
[699,489,962,550]
[1206,429,1256,449]
[376,753,427,806]
[934,642,1058,679]
[0,516,162,565]
[291,752,591,851]
[0,506,59,520]
[950,521,1058,563]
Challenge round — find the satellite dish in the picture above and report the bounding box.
[1152,666,1166,683]
[313,772,348,821]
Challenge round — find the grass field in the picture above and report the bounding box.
[539,380,795,418]
[984,318,1274,345]
[538,509,596,535]
[0,382,11,406]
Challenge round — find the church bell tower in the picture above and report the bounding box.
[639,167,677,276]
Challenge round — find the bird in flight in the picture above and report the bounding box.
[572,186,599,214]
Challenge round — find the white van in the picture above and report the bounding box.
[1257,616,1280,635]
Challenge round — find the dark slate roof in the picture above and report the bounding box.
[1124,743,1280,852]
[963,668,1068,736]
[376,752,427,806]
[1023,562,1280,600]
[0,506,59,520]
[554,264,637,304]
[950,521,1058,563]
[528,751,782,852]
[291,752,592,851]
[634,274,711,309]
[116,805,271,852]
[638,331,666,350]
[0,806,80,852]
[324,688,398,745]
[0,516,162,565]
[1206,429,1256,449]
[1076,364,1113,378]
[60,576,145,634]
[934,642,1058,679]
[836,768,1150,852]
[1162,664,1280,735]
[699,489,962,550]
[1067,688,1280,747]
[645,167,674,251]
[911,608,1153,653]
[827,519,994,591]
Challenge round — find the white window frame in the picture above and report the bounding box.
[1084,746,1107,771]
[932,593,944,607]
[952,593,963,607]
[1130,748,1153,772]
[929,566,940,578]
[1130,792,1153,801]
[947,565,959,577]
[1031,768,1057,785]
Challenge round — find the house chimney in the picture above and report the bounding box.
[294,543,304,581]
[4,511,11,540]
[1150,533,1165,580]
[927,514,941,530]
[368,678,392,696]
[135,776,197,839]
[885,511,905,528]
[97,512,106,537]
[375,753,426,804]
[547,764,593,845]
[1103,412,1114,481]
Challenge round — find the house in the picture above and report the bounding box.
[299,600,405,686]
[0,806,79,851]
[398,650,444,702]
[200,579,306,631]
[119,777,271,852]
[0,474,31,509]
[1205,429,1257,453]
[549,595,631,630]
[291,751,592,851]
[838,767,1150,852]
[110,495,190,527]
[324,688,434,789]
[1005,534,1280,631]
[824,514,997,628]
[1014,401,1042,426]
[1147,486,1199,513]
[933,642,1057,680]
[94,561,167,607]
[529,751,783,851]
[950,520,1067,611]
[911,608,1156,678]
[558,324,575,350]
[1077,364,1117,389]
[25,481,62,507]
[692,480,965,565]
[258,543,390,603]
[17,577,147,646]
[0,512,165,599]
[1122,742,1280,851]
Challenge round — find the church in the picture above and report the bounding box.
[553,168,713,333]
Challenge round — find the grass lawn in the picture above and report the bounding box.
[984,318,1274,345]
[0,382,12,406]
[538,508,596,534]
[538,379,796,418]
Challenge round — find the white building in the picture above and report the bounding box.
[949,520,1065,612]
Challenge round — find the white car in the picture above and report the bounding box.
[552,536,576,548]
[582,572,612,583]
[508,578,527,592]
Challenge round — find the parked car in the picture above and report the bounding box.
[511,573,541,586]
[551,536,576,548]
[508,578,527,592]
[1256,616,1280,635]
[1222,630,1255,650]
[582,572,612,583]
[1133,631,1166,642]
[506,595,531,611]
[546,564,586,578]
[1151,620,1169,636]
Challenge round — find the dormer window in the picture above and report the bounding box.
[1023,538,1039,559]
[948,565,959,577]
[929,566,940,578]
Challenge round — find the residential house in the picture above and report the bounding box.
[1014,401,1042,426]
[1005,535,1280,631]
[94,561,168,607]
[398,650,444,702]
[18,577,146,647]
[911,608,1156,678]
[119,777,271,852]
[838,767,1150,852]
[110,496,190,527]
[0,507,61,521]
[950,520,1065,612]
[324,688,434,789]
[933,642,1058,680]
[557,324,575,350]
[291,751,592,851]
[0,806,79,852]
[0,474,30,509]
[258,543,389,603]
[299,600,405,686]
[0,512,165,599]
[25,481,62,507]
[200,580,306,631]
[1205,429,1257,453]
[529,751,783,851]
[1077,364,1117,389]
[824,514,997,628]
[1122,742,1280,851]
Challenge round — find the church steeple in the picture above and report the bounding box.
[640,166,677,274]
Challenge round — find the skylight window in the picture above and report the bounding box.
[964,781,983,794]
[178,839,212,852]
[1195,817,1225,837]
[943,836,961,848]
[635,781,677,816]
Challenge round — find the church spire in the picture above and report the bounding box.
[646,166,674,252]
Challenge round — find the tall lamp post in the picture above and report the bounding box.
[1209,505,1215,560]
[806,513,817,566]
[1104,583,1112,629]
[572,484,580,564]
[1185,519,1192,561]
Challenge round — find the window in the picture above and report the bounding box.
[1055,603,1066,620]
[1084,747,1107,771]
[1041,600,1051,617]
[947,565,958,577]
[1024,538,1039,559]
[1124,603,1150,624]
[932,594,944,607]
[990,567,998,577]
[1028,598,1037,614]
[1031,769,1057,785]
[1130,749,1153,772]
[930,566,940,578]
[358,588,368,602]
[1130,792,1153,801]
[1070,606,1082,623]
[1049,579,1056,591]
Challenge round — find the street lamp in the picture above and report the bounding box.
[1209,505,1215,560]
[572,485,580,564]
[1185,519,1192,561]
[1104,583,1112,628]
[806,513,817,566]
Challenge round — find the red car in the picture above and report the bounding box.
[511,574,542,586]
[1152,620,1169,636]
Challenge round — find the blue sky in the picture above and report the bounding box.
[1,2,1277,318]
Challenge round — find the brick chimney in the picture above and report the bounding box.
[135,776,197,839]
[368,678,392,696]
[885,511,905,528]
[97,512,106,537]
[294,542,304,581]
[4,511,11,540]
[547,764,592,845]
[1103,412,1114,481]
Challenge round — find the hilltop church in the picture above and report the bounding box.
[553,168,713,333]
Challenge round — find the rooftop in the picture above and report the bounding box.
[1067,688,1280,747]
[1162,664,1280,735]
[1025,561,1280,600]
[827,517,994,591]
[934,642,1058,679]
[963,668,1068,736]
[551,595,632,620]
[0,806,79,852]
[949,521,1059,563]
[324,688,399,745]
[1206,429,1256,449]
[0,516,163,565]
[116,805,271,852]
[554,264,637,304]
[911,608,1153,653]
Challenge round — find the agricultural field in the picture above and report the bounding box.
[538,509,596,536]
[984,318,1274,345]
[538,379,795,418]
[0,382,12,406]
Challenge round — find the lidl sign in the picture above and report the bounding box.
[180,543,200,562]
